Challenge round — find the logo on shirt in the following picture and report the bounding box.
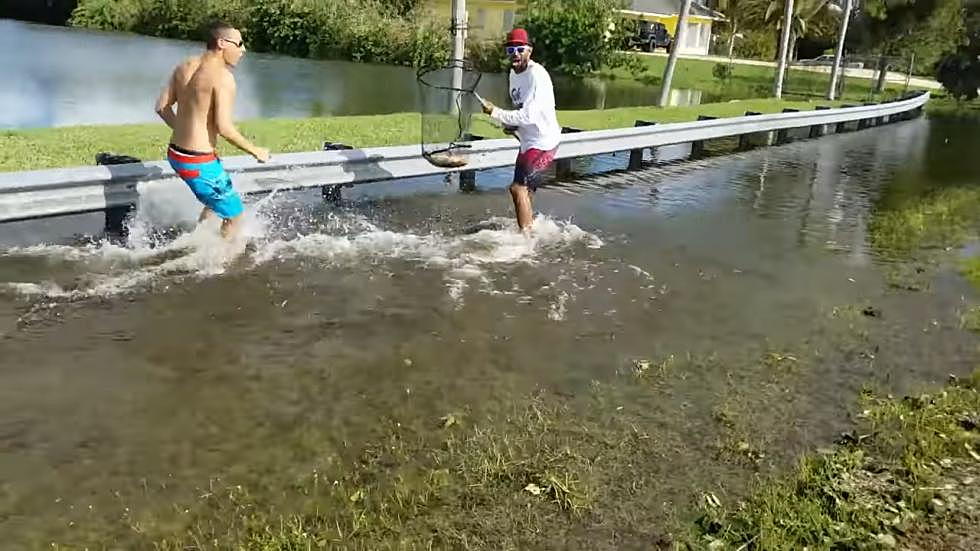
[510,87,523,107]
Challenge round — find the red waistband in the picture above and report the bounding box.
[167,147,217,164]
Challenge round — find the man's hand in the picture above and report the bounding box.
[252,147,271,163]
[480,98,496,115]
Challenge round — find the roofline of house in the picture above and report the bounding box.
[619,8,727,22]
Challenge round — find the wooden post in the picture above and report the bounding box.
[776,108,799,144]
[810,106,831,138]
[95,152,140,236]
[837,104,856,132]
[556,126,582,177]
[628,120,657,170]
[459,133,484,191]
[738,111,762,150]
[322,141,354,200]
[691,115,717,157]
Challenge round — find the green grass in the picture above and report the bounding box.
[690,371,980,550]
[603,54,913,103]
[925,94,980,121]
[869,187,980,259]
[1,99,842,173]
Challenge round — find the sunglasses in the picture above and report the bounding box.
[505,46,528,55]
[221,37,245,48]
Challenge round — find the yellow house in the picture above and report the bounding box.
[621,0,725,55]
[426,0,521,40]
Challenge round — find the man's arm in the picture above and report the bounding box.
[489,78,540,127]
[213,74,269,162]
[154,70,179,130]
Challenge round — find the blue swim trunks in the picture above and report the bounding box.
[167,144,244,219]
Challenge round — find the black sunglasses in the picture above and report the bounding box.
[221,37,244,48]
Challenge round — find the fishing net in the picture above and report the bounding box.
[417,60,483,168]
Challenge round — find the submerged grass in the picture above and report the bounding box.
[924,95,980,121]
[869,187,980,258]
[1,99,841,172]
[142,393,658,550]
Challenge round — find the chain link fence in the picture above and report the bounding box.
[783,54,915,102]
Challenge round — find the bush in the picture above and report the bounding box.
[466,39,509,73]
[521,0,640,76]
[712,62,732,81]
[69,0,448,67]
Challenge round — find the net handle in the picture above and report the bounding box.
[423,142,473,158]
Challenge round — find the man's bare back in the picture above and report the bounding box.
[155,23,268,241]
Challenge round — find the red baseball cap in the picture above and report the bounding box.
[505,28,531,47]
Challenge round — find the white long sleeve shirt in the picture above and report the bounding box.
[490,60,562,153]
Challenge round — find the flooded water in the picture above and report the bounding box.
[2,117,980,547]
[0,19,715,130]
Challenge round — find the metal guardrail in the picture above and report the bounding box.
[0,92,929,225]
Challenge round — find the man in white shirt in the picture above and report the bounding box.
[480,28,562,232]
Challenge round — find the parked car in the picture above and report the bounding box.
[797,54,865,69]
[628,20,672,53]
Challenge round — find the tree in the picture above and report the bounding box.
[715,0,748,58]
[935,4,980,100]
[521,0,638,76]
[742,0,840,59]
[855,0,966,75]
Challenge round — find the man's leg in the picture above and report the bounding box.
[220,214,244,241]
[509,183,534,232]
[198,206,215,224]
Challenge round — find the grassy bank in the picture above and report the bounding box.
[690,371,980,550]
[0,99,842,172]
[46,337,980,549]
[924,94,980,120]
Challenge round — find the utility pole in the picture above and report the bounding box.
[773,0,794,98]
[658,0,692,107]
[451,0,467,108]
[827,0,853,100]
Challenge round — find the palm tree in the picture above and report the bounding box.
[715,0,748,58]
[744,0,839,59]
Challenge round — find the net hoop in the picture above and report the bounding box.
[417,59,483,168]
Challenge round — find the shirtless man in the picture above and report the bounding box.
[155,21,269,241]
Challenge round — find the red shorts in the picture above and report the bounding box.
[513,147,557,190]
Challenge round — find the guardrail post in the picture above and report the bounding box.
[811,106,831,138]
[837,104,857,132]
[738,111,762,150]
[775,109,799,144]
[858,103,877,129]
[556,126,582,177]
[322,141,354,201]
[628,120,657,170]
[691,115,717,157]
[95,152,139,236]
[459,133,485,192]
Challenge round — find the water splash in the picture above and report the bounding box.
[0,197,603,306]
